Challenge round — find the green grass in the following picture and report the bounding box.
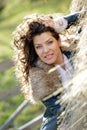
[0,68,16,90]
[0,0,71,129]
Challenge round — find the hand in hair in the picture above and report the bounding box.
[39,15,68,33]
[39,15,54,28]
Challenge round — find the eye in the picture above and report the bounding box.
[35,45,42,49]
[48,40,53,44]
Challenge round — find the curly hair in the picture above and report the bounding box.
[12,15,59,99]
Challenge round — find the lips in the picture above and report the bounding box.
[44,54,53,60]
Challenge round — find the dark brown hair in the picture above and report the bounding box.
[13,19,59,99]
[25,21,60,67]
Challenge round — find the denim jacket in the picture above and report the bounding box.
[40,94,62,130]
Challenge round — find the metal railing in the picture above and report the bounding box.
[0,59,43,130]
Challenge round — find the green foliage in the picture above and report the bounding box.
[0,0,71,129]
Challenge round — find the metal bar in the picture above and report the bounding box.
[0,100,28,130]
[18,114,43,130]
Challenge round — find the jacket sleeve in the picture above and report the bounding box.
[53,12,80,33]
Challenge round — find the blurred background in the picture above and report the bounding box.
[0,0,71,130]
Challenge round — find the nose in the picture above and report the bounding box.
[43,45,49,53]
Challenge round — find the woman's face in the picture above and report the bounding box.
[33,32,62,65]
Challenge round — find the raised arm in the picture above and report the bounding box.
[40,11,84,33]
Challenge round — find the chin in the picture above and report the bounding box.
[45,61,55,65]
[42,58,55,65]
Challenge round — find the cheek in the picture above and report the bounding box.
[51,43,60,51]
[35,49,43,58]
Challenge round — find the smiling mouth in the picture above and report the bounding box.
[45,54,53,60]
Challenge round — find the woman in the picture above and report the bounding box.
[13,13,80,130]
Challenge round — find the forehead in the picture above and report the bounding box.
[33,32,54,44]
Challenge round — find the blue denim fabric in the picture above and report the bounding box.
[40,116,57,130]
[40,95,62,130]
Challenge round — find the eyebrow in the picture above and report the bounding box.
[34,38,52,45]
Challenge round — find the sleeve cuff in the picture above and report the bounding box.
[53,17,68,33]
